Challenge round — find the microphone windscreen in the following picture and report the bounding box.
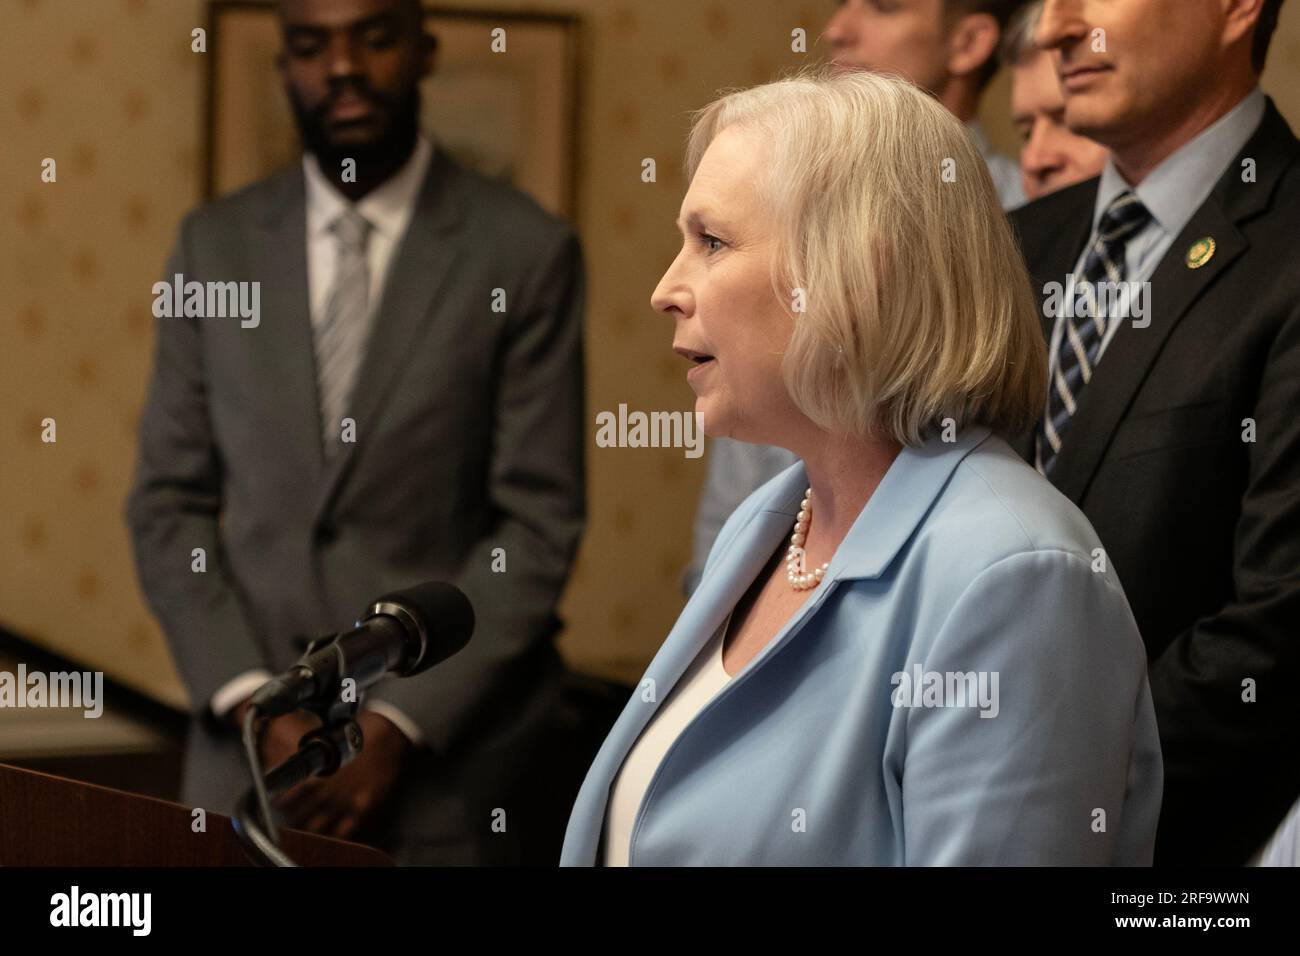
[374,581,474,674]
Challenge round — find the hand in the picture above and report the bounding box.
[261,711,324,774]
[274,710,413,840]
[228,697,323,771]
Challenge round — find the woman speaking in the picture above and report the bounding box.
[561,69,1162,866]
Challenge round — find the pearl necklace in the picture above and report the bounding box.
[786,487,830,590]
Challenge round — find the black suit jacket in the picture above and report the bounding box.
[1008,98,1300,865]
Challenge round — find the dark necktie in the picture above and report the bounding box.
[1037,190,1152,475]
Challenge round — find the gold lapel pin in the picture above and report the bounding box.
[1186,237,1216,269]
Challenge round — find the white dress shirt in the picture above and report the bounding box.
[303,134,433,326]
[209,136,435,747]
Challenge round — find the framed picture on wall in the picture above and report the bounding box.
[204,1,581,217]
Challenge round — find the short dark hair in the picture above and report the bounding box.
[1253,0,1286,73]
[943,0,1030,90]
[401,0,426,26]
[279,0,426,28]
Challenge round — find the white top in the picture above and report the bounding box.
[601,613,735,866]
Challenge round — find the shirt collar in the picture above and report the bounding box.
[760,425,994,581]
[303,134,434,241]
[1091,87,1265,238]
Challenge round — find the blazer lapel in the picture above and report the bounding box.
[253,169,326,485]
[1050,100,1297,503]
[312,148,466,522]
[562,467,808,864]
[596,504,798,753]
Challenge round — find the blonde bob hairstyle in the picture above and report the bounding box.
[684,67,1046,446]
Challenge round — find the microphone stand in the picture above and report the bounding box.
[232,632,365,867]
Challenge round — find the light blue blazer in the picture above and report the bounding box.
[561,426,1162,865]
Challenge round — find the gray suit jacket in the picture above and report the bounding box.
[126,147,586,862]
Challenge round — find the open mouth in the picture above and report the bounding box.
[674,346,715,366]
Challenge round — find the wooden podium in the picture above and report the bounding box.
[0,763,392,866]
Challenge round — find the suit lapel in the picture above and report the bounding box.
[1050,205,1246,502]
[1042,200,1095,338]
[253,169,325,485]
[1008,182,1095,463]
[311,148,466,521]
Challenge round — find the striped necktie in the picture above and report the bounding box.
[314,207,372,457]
[1037,190,1152,475]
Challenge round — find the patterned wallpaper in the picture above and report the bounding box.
[2,0,1299,709]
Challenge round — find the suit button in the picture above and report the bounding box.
[315,522,338,544]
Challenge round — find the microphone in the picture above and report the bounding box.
[249,581,474,718]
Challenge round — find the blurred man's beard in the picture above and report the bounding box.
[288,83,421,174]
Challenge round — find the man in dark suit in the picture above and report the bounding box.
[1009,0,1298,864]
[126,0,586,864]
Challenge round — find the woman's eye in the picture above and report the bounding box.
[699,232,724,254]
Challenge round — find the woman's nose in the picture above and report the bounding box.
[651,252,691,317]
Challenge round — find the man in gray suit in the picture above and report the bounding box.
[126,0,585,864]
